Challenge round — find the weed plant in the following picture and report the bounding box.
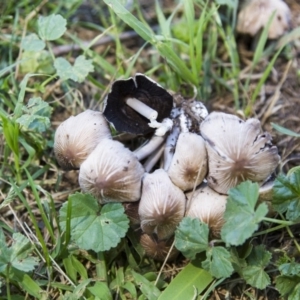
[1,0,300,299]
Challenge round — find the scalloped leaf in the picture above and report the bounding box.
[59,193,129,252]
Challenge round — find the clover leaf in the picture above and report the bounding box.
[54,56,94,82]
[38,14,67,41]
[273,170,300,221]
[202,247,234,278]
[241,245,271,289]
[16,97,53,133]
[0,229,39,273]
[59,193,129,252]
[221,181,268,246]
[175,217,209,260]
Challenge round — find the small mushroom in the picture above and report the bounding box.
[138,169,186,240]
[236,0,291,39]
[54,110,111,170]
[140,233,179,262]
[186,184,227,238]
[200,112,280,194]
[103,74,173,135]
[167,132,208,191]
[79,139,144,203]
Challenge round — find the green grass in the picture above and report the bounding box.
[1,0,300,299]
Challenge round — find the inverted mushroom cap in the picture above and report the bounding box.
[168,132,208,191]
[140,233,179,262]
[236,0,291,39]
[103,74,173,135]
[138,169,186,240]
[79,139,144,203]
[186,184,227,238]
[54,110,111,170]
[200,112,280,194]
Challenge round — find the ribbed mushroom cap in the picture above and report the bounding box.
[140,233,179,262]
[168,132,208,191]
[236,0,291,39]
[103,74,173,135]
[79,139,144,204]
[186,184,227,238]
[54,110,111,170]
[138,169,186,240]
[200,112,280,194]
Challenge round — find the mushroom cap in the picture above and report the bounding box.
[138,169,186,240]
[200,112,280,194]
[54,110,111,170]
[79,139,145,203]
[122,201,140,226]
[168,132,208,191]
[236,0,291,39]
[103,74,173,135]
[140,233,179,262]
[186,184,227,238]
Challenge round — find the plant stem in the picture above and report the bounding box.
[253,224,287,237]
[96,252,108,284]
[279,213,300,253]
[262,217,296,226]
[6,265,11,300]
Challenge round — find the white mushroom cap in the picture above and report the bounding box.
[236,0,291,39]
[138,169,186,240]
[79,139,144,204]
[200,112,280,194]
[186,184,227,238]
[54,110,111,170]
[167,132,208,191]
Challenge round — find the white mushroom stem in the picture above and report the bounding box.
[134,135,165,161]
[143,143,165,173]
[126,97,158,121]
[163,125,180,171]
[154,118,173,136]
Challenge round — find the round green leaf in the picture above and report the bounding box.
[38,14,67,41]
[59,193,130,252]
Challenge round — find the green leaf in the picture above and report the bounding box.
[202,247,234,279]
[279,261,300,276]
[21,33,45,51]
[241,246,271,289]
[276,275,300,299]
[273,171,300,221]
[221,181,268,246]
[38,14,67,41]
[242,266,270,290]
[59,193,129,252]
[131,270,161,300]
[158,257,213,300]
[16,97,53,133]
[54,55,94,82]
[88,282,112,300]
[175,217,209,260]
[0,229,39,273]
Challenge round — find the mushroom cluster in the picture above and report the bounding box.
[54,74,280,261]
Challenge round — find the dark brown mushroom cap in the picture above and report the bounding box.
[140,233,179,262]
[103,74,173,134]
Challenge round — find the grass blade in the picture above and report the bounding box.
[158,257,213,300]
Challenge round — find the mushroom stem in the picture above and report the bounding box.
[126,97,158,121]
[163,125,180,171]
[134,135,165,161]
[143,143,165,173]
